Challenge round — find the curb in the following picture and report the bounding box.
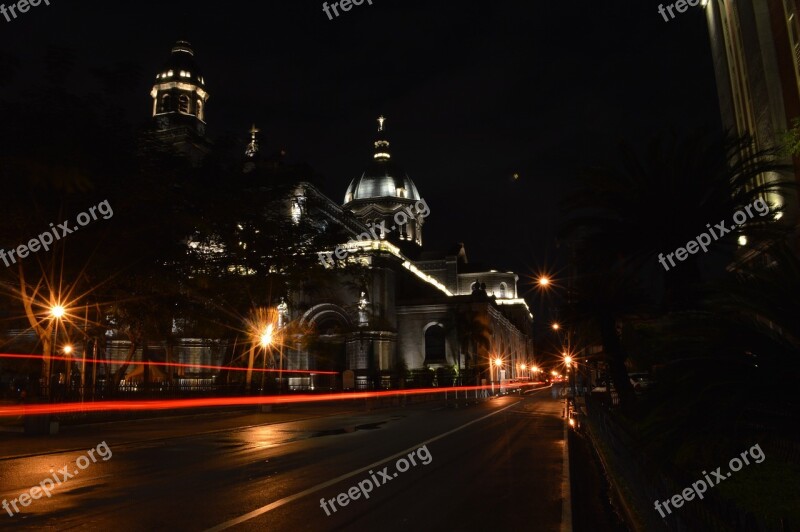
[561,400,573,532]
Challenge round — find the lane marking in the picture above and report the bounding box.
[205,390,550,531]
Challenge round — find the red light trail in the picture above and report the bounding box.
[0,383,546,416]
[0,353,337,375]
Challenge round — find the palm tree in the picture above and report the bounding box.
[559,131,794,406]
[454,302,492,386]
[714,241,800,357]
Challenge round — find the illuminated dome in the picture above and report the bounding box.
[344,116,420,205]
[154,40,207,87]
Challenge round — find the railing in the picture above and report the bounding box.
[583,396,785,531]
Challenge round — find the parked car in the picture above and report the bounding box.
[629,372,652,391]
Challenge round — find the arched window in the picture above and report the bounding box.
[196,100,204,120]
[424,324,446,362]
[161,94,171,113]
[499,282,507,298]
[179,95,190,113]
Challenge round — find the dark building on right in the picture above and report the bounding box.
[705,0,800,249]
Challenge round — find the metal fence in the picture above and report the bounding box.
[583,396,787,532]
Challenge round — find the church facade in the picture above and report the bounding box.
[132,41,536,390]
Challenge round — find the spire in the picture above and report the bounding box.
[245,123,260,158]
[374,115,391,160]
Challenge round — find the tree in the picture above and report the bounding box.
[454,302,492,385]
[559,131,793,406]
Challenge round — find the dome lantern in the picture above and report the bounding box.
[343,116,426,254]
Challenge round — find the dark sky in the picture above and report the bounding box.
[0,0,722,305]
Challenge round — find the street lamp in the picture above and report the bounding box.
[538,276,550,287]
[259,324,274,393]
[493,358,503,395]
[246,308,280,394]
[46,304,69,399]
[551,322,560,331]
[62,344,74,399]
[260,324,274,349]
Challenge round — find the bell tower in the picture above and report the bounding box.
[149,41,211,160]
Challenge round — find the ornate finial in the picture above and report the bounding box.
[373,116,391,160]
[245,124,260,158]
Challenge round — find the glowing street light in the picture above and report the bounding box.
[46,303,71,399]
[564,355,573,366]
[551,322,560,330]
[259,324,274,348]
[62,344,73,355]
[538,276,550,287]
[494,358,503,367]
[245,307,280,393]
[532,365,539,373]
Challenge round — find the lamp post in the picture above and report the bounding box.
[63,344,73,400]
[489,357,494,396]
[47,305,66,400]
[91,337,98,401]
[278,343,284,394]
[493,358,503,395]
[259,324,274,393]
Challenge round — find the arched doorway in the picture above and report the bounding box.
[300,304,353,376]
[424,323,446,364]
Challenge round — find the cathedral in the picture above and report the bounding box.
[139,41,534,390]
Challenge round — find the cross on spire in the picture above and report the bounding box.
[377,115,386,132]
[245,123,260,158]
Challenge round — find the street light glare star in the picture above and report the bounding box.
[51,305,66,319]
[63,345,73,354]
[494,358,503,367]
[538,277,550,287]
[551,322,560,330]
[260,324,274,348]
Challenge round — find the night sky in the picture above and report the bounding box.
[0,0,721,309]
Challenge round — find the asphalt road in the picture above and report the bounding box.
[0,388,565,531]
